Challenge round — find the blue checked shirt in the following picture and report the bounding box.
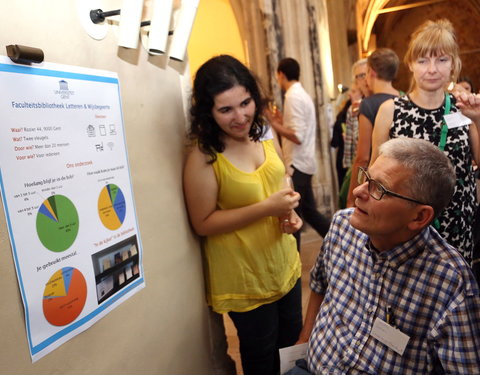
[307,208,480,375]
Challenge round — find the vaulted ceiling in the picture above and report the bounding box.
[355,0,480,91]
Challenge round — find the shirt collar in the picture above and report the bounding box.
[367,227,429,269]
[286,81,301,93]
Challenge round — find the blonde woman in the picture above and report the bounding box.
[371,19,480,264]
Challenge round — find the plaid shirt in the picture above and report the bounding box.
[342,107,358,169]
[307,208,480,375]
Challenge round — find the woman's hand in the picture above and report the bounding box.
[351,99,361,117]
[264,106,283,125]
[454,91,480,124]
[264,188,300,218]
[280,210,303,234]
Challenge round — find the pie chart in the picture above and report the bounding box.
[43,267,87,326]
[98,184,126,230]
[36,195,79,252]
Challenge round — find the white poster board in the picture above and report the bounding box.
[0,57,145,362]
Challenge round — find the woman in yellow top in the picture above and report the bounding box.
[183,55,303,375]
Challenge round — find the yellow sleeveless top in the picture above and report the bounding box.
[205,139,301,313]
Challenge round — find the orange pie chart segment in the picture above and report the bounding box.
[43,267,87,326]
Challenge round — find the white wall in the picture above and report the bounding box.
[0,1,213,374]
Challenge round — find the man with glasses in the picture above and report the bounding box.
[352,58,370,98]
[337,59,370,208]
[347,48,402,207]
[294,138,480,374]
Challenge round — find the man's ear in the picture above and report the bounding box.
[407,205,435,231]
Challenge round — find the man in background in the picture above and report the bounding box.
[347,48,401,207]
[267,57,330,249]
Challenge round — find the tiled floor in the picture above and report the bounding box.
[224,229,323,374]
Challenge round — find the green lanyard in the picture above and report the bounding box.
[439,93,451,151]
[434,93,451,230]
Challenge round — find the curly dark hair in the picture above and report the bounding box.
[189,55,266,163]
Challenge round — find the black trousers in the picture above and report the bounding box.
[291,167,330,250]
[228,279,302,375]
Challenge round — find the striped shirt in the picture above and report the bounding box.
[307,208,480,374]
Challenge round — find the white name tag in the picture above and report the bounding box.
[444,112,472,129]
[370,317,410,356]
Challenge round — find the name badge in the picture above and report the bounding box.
[370,317,410,355]
[444,112,472,129]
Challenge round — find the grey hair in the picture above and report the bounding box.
[351,58,367,80]
[378,137,456,218]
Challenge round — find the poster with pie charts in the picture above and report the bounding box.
[0,57,145,362]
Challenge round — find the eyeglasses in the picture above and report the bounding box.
[357,167,427,205]
[355,72,367,80]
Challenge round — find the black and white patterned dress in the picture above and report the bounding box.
[390,94,476,263]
